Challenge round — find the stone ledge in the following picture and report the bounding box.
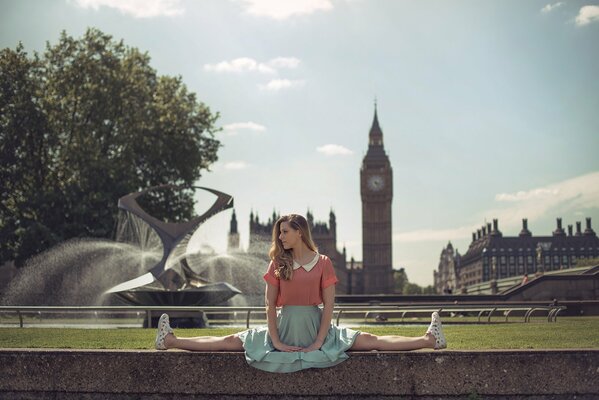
[1,349,598,399]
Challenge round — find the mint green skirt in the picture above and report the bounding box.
[237,305,360,373]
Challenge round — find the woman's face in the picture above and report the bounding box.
[279,221,302,250]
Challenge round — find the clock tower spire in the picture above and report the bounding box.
[360,103,394,294]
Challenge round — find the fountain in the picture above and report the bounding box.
[1,185,270,327]
[104,184,242,307]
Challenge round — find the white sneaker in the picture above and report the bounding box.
[426,311,447,350]
[155,313,174,350]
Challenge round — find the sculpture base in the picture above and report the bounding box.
[111,282,241,307]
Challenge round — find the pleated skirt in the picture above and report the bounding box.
[236,305,360,373]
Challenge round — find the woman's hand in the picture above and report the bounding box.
[301,340,323,353]
[273,341,303,352]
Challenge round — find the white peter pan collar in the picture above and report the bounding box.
[292,252,320,272]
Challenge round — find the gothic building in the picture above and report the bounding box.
[434,217,599,292]
[228,209,349,293]
[433,242,461,294]
[360,105,394,294]
[226,104,396,295]
[227,209,240,252]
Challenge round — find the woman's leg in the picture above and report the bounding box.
[350,312,446,351]
[350,331,435,351]
[164,332,244,351]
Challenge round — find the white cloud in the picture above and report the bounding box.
[238,0,333,20]
[495,188,559,202]
[576,5,599,26]
[224,161,250,170]
[204,57,300,74]
[204,58,276,74]
[541,2,563,13]
[316,144,354,156]
[71,0,183,18]
[393,171,599,243]
[268,57,301,69]
[223,122,266,135]
[259,79,306,91]
[485,171,599,228]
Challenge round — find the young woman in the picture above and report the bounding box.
[155,213,446,373]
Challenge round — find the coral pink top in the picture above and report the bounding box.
[263,254,338,307]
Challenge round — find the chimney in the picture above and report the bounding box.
[568,224,573,236]
[491,218,502,237]
[482,226,487,236]
[519,218,532,237]
[487,222,492,235]
[472,232,476,242]
[553,217,566,237]
[575,221,582,236]
[477,229,482,240]
[584,217,596,236]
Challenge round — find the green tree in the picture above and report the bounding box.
[0,28,221,266]
[393,268,408,293]
[393,267,436,294]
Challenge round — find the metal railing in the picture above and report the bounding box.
[0,304,566,328]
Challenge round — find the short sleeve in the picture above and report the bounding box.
[321,258,338,289]
[263,260,280,287]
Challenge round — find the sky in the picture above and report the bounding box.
[1,0,598,286]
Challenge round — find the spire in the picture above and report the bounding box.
[369,100,383,146]
[230,209,238,234]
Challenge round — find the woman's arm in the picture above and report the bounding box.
[301,284,335,352]
[265,282,302,352]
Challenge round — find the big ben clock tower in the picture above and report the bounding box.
[360,104,394,293]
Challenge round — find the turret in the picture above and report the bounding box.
[230,209,238,234]
[584,217,596,236]
[519,218,532,237]
[553,218,566,237]
[329,209,336,235]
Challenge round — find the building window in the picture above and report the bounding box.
[500,256,506,264]
[554,255,559,265]
[518,256,523,265]
[527,256,533,264]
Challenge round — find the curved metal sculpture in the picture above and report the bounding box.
[105,185,241,306]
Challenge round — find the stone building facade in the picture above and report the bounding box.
[359,105,394,294]
[434,217,599,292]
[433,242,461,294]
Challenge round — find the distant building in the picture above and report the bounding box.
[227,209,240,253]
[434,217,599,293]
[229,209,349,294]
[433,242,461,294]
[226,104,396,295]
[360,104,394,294]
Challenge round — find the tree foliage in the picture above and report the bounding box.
[0,28,221,266]
[393,268,436,294]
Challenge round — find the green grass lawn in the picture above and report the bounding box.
[1,316,598,350]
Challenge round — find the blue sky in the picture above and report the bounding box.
[2,0,598,285]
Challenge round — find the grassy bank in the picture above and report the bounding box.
[1,317,598,350]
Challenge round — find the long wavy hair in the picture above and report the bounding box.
[269,214,318,281]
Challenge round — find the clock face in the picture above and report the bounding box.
[367,175,385,191]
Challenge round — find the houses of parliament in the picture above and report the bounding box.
[227,106,395,294]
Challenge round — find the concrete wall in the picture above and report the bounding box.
[1,349,598,399]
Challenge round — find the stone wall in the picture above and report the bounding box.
[1,349,598,399]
